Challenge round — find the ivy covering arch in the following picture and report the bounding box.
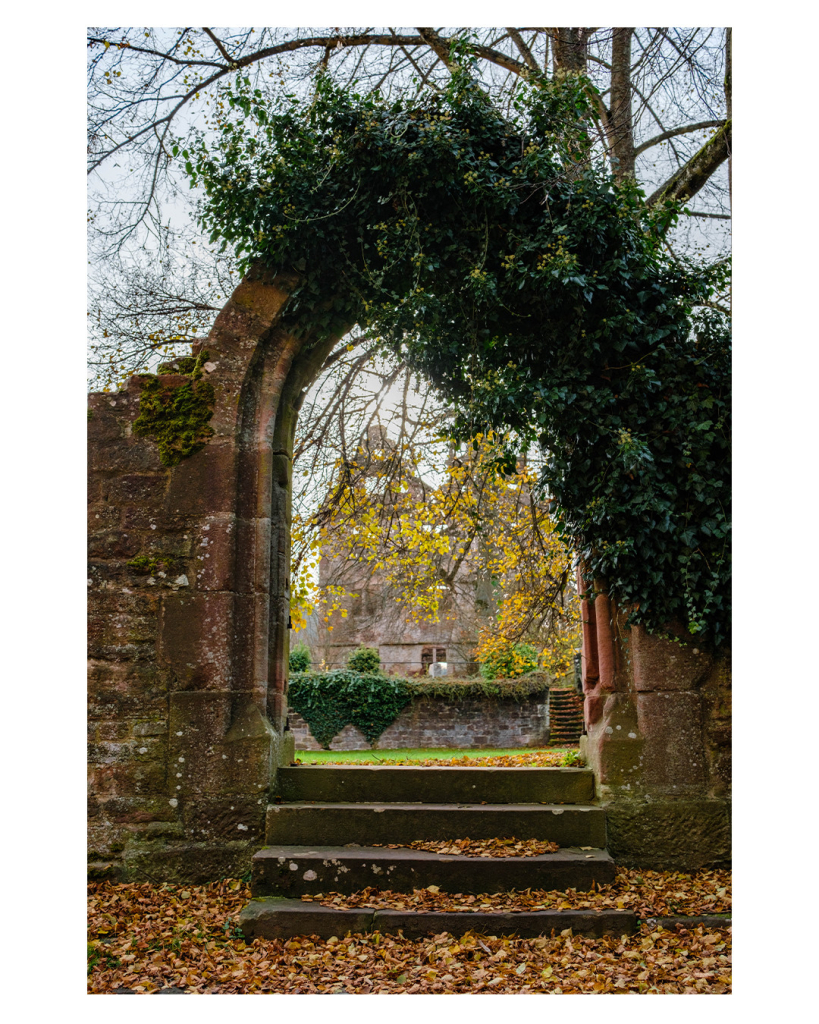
[186,65,730,646]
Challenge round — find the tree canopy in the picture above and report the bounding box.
[186,65,731,645]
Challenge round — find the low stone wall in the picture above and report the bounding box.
[290,693,550,750]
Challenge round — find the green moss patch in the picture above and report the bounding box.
[133,353,215,466]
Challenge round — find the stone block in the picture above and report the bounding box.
[87,402,124,443]
[100,757,167,794]
[132,720,169,737]
[89,505,121,531]
[628,625,712,692]
[167,693,275,807]
[95,721,132,742]
[87,436,166,474]
[121,840,256,884]
[158,592,234,690]
[88,821,128,859]
[635,691,707,795]
[87,530,142,560]
[181,795,268,843]
[233,517,271,595]
[88,659,167,700]
[88,591,160,656]
[96,796,179,826]
[107,474,169,506]
[190,517,238,592]
[605,798,731,870]
[163,442,238,516]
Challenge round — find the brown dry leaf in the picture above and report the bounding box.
[307,750,581,768]
[378,837,560,857]
[88,869,730,995]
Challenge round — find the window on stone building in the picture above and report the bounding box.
[421,646,447,668]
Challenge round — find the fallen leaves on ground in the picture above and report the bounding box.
[297,750,582,768]
[88,868,730,994]
[372,837,560,857]
[304,867,731,918]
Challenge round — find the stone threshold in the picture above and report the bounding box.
[239,897,638,940]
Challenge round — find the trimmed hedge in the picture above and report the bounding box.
[288,669,552,748]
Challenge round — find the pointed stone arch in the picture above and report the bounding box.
[88,264,343,880]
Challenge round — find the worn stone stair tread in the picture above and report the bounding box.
[266,802,607,847]
[239,897,637,940]
[251,844,615,896]
[277,765,595,804]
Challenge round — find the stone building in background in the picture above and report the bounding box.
[299,427,490,677]
[301,571,482,677]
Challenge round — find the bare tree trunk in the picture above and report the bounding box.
[549,28,593,72]
[609,28,635,179]
[725,27,732,205]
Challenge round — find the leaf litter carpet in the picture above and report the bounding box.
[88,867,730,994]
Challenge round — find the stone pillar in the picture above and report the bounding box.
[88,264,341,881]
[578,576,731,870]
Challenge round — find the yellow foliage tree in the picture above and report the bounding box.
[291,427,580,678]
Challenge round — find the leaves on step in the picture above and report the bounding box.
[302,867,731,918]
[88,873,731,994]
[372,836,560,857]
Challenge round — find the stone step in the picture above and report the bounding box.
[251,845,615,897]
[239,898,637,941]
[277,766,595,805]
[266,802,607,848]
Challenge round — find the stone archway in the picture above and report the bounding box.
[88,262,730,881]
[88,264,343,881]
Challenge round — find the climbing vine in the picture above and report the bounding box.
[288,670,412,749]
[187,60,730,645]
[288,668,553,748]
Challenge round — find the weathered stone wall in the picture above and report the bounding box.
[290,694,550,751]
[578,580,731,870]
[88,265,342,882]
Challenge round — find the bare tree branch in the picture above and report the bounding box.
[648,120,731,206]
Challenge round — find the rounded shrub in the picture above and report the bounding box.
[289,643,311,673]
[346,646,381,673]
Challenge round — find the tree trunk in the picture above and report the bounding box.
[608,28,635,179]
[725,27,732,205]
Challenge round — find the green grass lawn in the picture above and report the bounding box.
[294,747,577,764]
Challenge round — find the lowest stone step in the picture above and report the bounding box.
[277,766,595,804]
[251,844,615,896]
[266,802,606,848]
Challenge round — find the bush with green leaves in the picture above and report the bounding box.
[478,642,540,681]
[189,60,730,645]
[288,643,311,673]
[346,646,381,673]
[288,670,411,749]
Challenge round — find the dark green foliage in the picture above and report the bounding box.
[189,64,730,644]
[289,670,552,747]
[287,670,412,748]
[288,643,312,673]
[408,673,551,702]
[346,646,381,672]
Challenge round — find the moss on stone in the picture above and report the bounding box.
[127,554,177,575]
[157,355,199,374]
[134,352,215,466]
